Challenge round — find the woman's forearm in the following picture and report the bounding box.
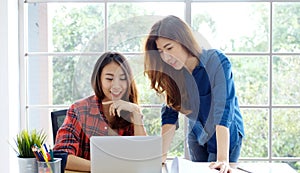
[65,154,91,172]
[161,124,176,163]
[132,112,147,136]
[216,125,230,163]
[134,124,147,136]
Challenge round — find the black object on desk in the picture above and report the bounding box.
[53,150,68,173]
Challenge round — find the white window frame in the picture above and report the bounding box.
[19,0,300,167]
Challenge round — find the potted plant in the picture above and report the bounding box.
[13,129,47,173]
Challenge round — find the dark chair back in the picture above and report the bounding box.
[51,109,68,143]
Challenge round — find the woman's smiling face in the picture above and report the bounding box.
[100,61,128,102]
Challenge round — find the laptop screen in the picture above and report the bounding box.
[90,136,162,173]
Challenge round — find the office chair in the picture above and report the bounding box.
[51,109,68,143]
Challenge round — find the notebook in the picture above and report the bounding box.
[90,136,162,173]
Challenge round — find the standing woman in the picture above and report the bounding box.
[54,52,147,172]
[144,15,244,173]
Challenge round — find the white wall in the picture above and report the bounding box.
[0,0,20,172]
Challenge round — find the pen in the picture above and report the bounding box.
[237,166,253,173]
[41,147,53,173]
[32,145,44,161]
[49,147,54,161]
[31,146,42,161]
[162,162,168,173]
[102,101,113,105]
[43,143,49,153]
[37,148,45,162]
[40,146,48,162]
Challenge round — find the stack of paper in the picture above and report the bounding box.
[169,157,219,173]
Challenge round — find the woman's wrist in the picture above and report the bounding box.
[131,111,144,125]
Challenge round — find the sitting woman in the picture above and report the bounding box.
[54,52,147,172]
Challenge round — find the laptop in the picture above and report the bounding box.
[90,136,162,173]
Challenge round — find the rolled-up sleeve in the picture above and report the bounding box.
[210,51,235,128]
[161,104,179,129]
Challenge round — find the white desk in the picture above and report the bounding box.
[65,162,297,173]
[162,161,297,173]
[231,162,297,173]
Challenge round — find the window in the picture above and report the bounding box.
[22,0,300,171]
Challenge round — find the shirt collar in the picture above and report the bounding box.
[197,49,207,68]
[89,95,103,116]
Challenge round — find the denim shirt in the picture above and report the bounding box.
[161,49,245,153]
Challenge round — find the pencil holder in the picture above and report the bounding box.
[37,158,61,173]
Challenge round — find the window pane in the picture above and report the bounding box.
[191,2,269,52]
[272,56,300,105]
[28,3,48,52]
[142,107,161,136]
[27,55,96,105]
[272,109,300,157]
[107,2,184,52]
[240,109,269,158]
[27,108,60,145]
[52,55,97,105]
[27,56,52,105]
[273,3,300,53]
[46,3,104,53]
[231,56,269,105]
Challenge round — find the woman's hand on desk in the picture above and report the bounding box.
[209,161,233,173]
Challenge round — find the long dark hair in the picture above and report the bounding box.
[91,52,138,129]
[144,15,201,112]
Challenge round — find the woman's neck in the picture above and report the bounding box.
[185,56,199,73]
[102,104,115,123]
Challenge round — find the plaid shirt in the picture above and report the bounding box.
[53,95,134,160]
